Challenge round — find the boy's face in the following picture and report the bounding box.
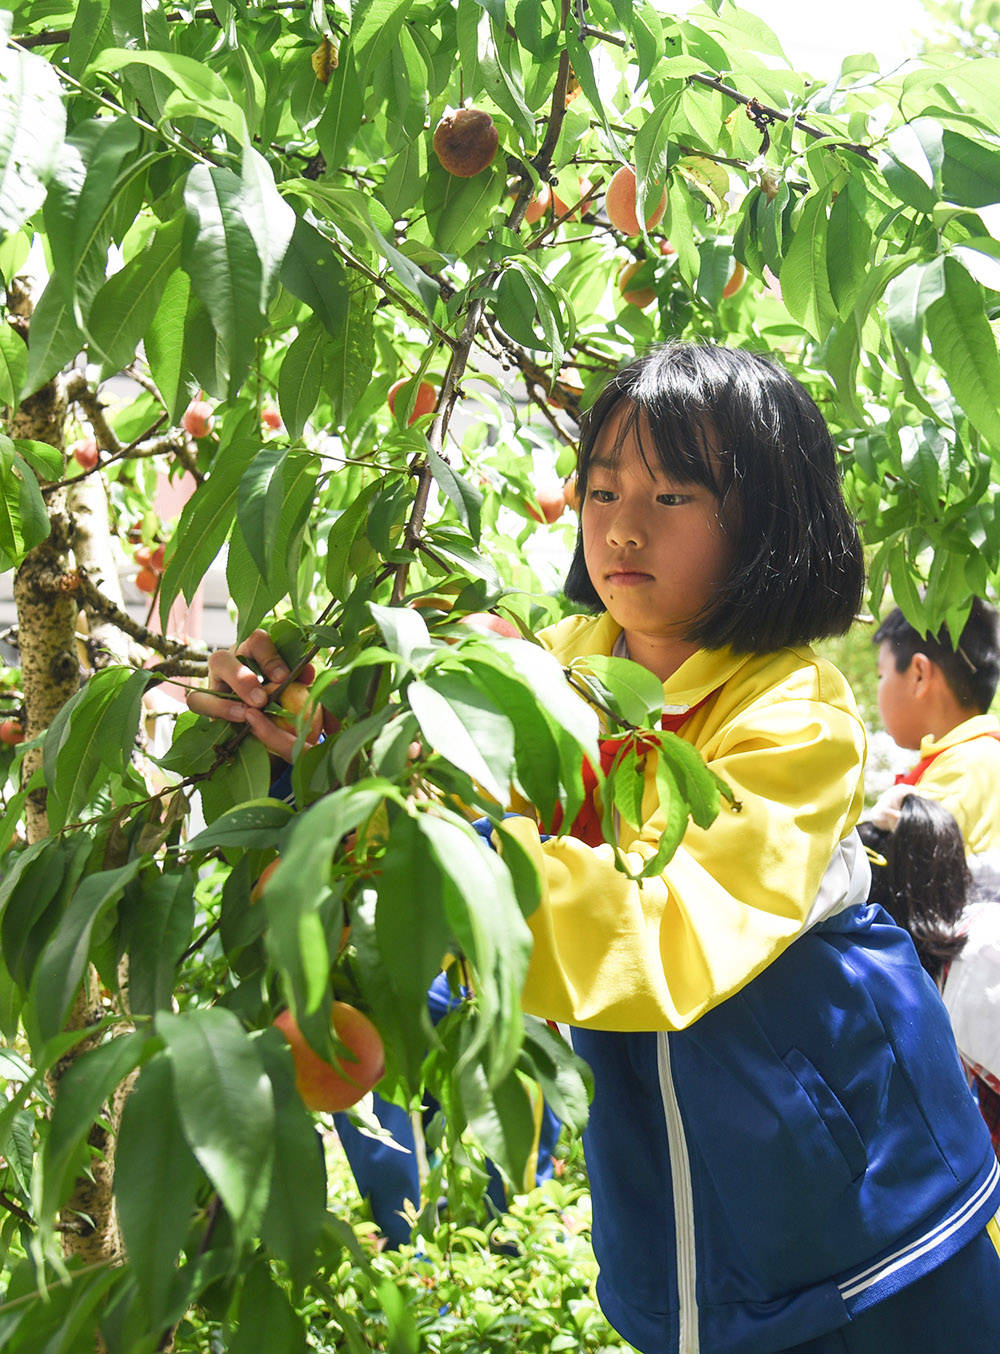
[876,642,925,750]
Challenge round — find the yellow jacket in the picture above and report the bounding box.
[907,714,1000,855]
[504,613,867,1031]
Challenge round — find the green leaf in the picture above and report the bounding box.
[879,123,938,214]
[89,48,248,141]
[939,127,1000,209]
[573,654,668,727]
[826,177,872,318]
[0,44,67,234]
[325,278,376,426]
[42,666,150,830]
[0,322,27,410]
[237,445,289,579]
[158,436,257,623]
[31,861,144,1043]
[325,480,380,596]
[181,155,293,397]
[519,1017,592,1133]
[925,254,1000,449]
[230,1261,308,1354]
[142,266,192,423]
[116,1054,200,1327]
[655,730,720,830]
[605,741,647,832]
[198,736,272,825]
[87,215,183,373]
[280,218,349,339]
[466,657,563,820]
[184,799,295,852]
[428,447,483,540]
[779,187,837,341]
[417,813,531,1081]
[315,48,364,168]
[156,1007,274,1240]
[227,524,280,640]
[44,118,145,322]
[119,868,195,1016]
[13,438,61,481]
[424,160,504,257]
[41,1031,147,1227]
[409,673,516,803]
[278,320,327,439]
[0,838,84,990]
[374,811,455,1016]
[0,436,50,566]
[352,0,417,81]
[459,1055,536,1190]
[885,256,947,354]
[257,1032,328,1287]
[265,784,391,1016]
[67,0,111,78]
[21,278,83,397]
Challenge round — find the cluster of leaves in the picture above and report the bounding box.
[3,0,1000,1346]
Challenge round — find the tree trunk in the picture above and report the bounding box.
[8,329,127,1318]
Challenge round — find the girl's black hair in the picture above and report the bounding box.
[564,342,865,652]
[857,795,969,982]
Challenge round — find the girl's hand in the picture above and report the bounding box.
[867,781,914,832]
[186,628,321,761]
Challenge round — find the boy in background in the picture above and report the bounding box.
[869,600,1000,871]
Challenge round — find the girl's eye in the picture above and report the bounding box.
[589,488,616,503]
[656,492,689,506]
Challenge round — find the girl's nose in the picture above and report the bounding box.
[608,508,643,547]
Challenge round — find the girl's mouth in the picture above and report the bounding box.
[606,570,652,586]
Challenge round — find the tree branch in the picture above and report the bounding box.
[75,569,204,662]
[688,73,877,162]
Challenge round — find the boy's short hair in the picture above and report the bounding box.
[564,342,865,652]
[874,599,1000,712]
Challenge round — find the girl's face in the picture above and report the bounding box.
[582,408,733,679]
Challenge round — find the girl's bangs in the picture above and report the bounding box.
[582,393,723,494]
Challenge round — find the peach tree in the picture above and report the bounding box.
[2,0,1000,1348]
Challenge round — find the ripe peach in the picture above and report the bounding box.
[722,261,746,299]
[618,259,657,308]
[524,180,589,224]
[527,487,565,524]
[150,544,166,573]
[182,400,214,439]
[274,1001,385,1112]
[605,166,666,237]
[135,567,159,594]
[0,719,24,746]
[261,406,282,430]
[433,107,498,177]
[72,438,99,471]
[562,474,580,513]
[387,378,436,425]
[133,545,153,568]
[264,680,323,743]
[458,612,520,638]
[250,858,280,904]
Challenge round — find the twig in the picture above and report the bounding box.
[686,73,877,163]
[0,1191,33,1226]
[75,568,203,661]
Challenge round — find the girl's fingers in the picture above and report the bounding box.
[185,628,319,751]
[185,686,248,722]
[243,706,323,759]
[243,706,299,759]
